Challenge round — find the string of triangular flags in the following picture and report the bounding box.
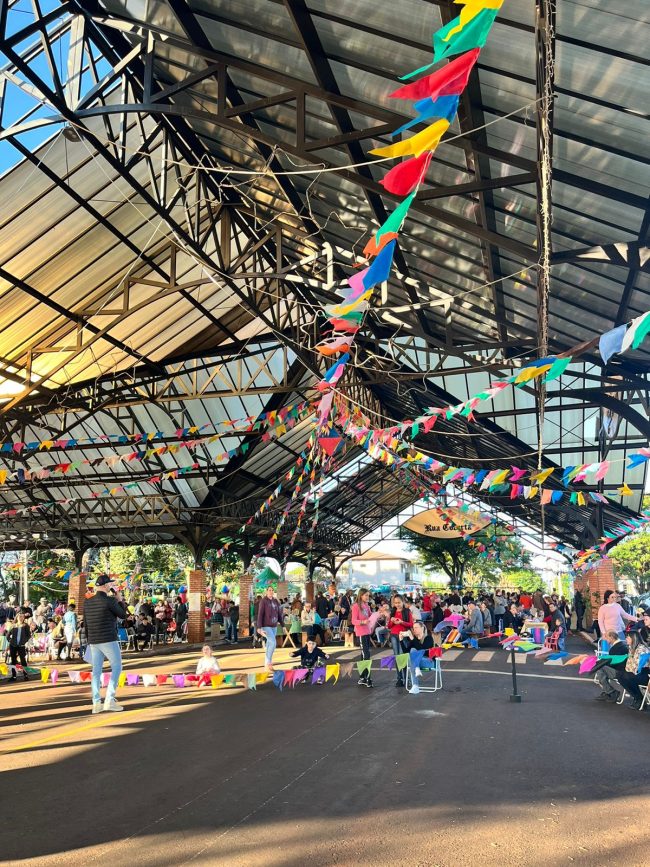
[0,402,311,458]
[312,2,506,431]
[336,408,643,505]
[574,509,650,571]
[0,403,314,487]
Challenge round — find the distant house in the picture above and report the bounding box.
[338,549,425,587]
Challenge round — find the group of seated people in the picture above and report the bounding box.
[592,606,650,710]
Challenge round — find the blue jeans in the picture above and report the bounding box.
[227,620,238,642]
[390,634,405,681]
[90,641,122,705]
[260,626,276,666]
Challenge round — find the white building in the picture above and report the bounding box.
[338,548,425,588]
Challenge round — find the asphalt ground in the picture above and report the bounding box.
[1,637,648,867]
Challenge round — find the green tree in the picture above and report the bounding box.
[400,524,531,590]
[610,531,650,595]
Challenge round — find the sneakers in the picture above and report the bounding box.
[630,698,642,711]
[364,679,374,688]
[594,692,610,701]
[395,679,404,688]
[103,700,124,712]
[92,702,103,714]
[357,676,367,686]
[408,685,420,695]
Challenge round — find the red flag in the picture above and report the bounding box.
[389,48,480,101]
[318,435,343,456]
[380,152,431,195]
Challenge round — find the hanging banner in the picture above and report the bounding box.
[402,506,491,538]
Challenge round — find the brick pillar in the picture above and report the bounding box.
[578,559,616,628]
[68,572,87,616]
[305,579,315,603]
[239,573,254,639]
[187,569,206,644]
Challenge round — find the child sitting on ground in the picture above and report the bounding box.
[196,645,221,686]
[291,637,329,681]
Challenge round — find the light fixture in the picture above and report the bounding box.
[62,123,82,142]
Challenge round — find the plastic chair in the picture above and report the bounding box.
[543,629,561,652]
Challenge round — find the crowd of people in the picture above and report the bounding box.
[2,580,648,710]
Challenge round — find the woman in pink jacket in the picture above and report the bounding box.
[351,588,373,688]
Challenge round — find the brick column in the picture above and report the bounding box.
[577,559,616,628]
[68,572,87,616]
[305,579,315,603]
[187,569,206,644]
[238,572,254,639]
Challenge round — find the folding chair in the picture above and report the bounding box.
[596,638,610,659]
[639,684,649,711]
[404,657,442,692]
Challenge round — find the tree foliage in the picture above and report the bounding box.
[400,524,532,590]
[610,530,650,595]
[93,544,193,577]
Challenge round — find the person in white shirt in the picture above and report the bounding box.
[196,645,221,686]
[405,599,422,621]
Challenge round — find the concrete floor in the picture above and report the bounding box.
[1,639,648,867]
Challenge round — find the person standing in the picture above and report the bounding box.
[597,590,637,640]
[351,588,373,688]
[62,603,77,659]
[388,594,412,688]
[84,575,128,714]
[8,612,31,681]
[174,596,188,642]
[573,589,586,632]
[227,600,239,643]
[256,586,282,672]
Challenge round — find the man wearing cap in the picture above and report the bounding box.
[84,575,129,714]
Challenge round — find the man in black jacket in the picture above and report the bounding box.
[84,575,129,714]
[8,612,31,681]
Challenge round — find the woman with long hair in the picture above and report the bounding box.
[388,594,413,688]
[616,627,650,710]
[351,588,373,688]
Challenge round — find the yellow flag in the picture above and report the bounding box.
[256,672,268,685]
[531,467,554,485]
[528,486,539,499]
[329,289,374,317]
[444,0,504,42]
[211,674,224,689]
[618,483,633,496]
[118,672,127,688]
[325,663,340,684]
[41,668,50,683]
[577,491,586,506]
[0,664,7,676]
[0,470,6,485]
[370,119,450,159]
